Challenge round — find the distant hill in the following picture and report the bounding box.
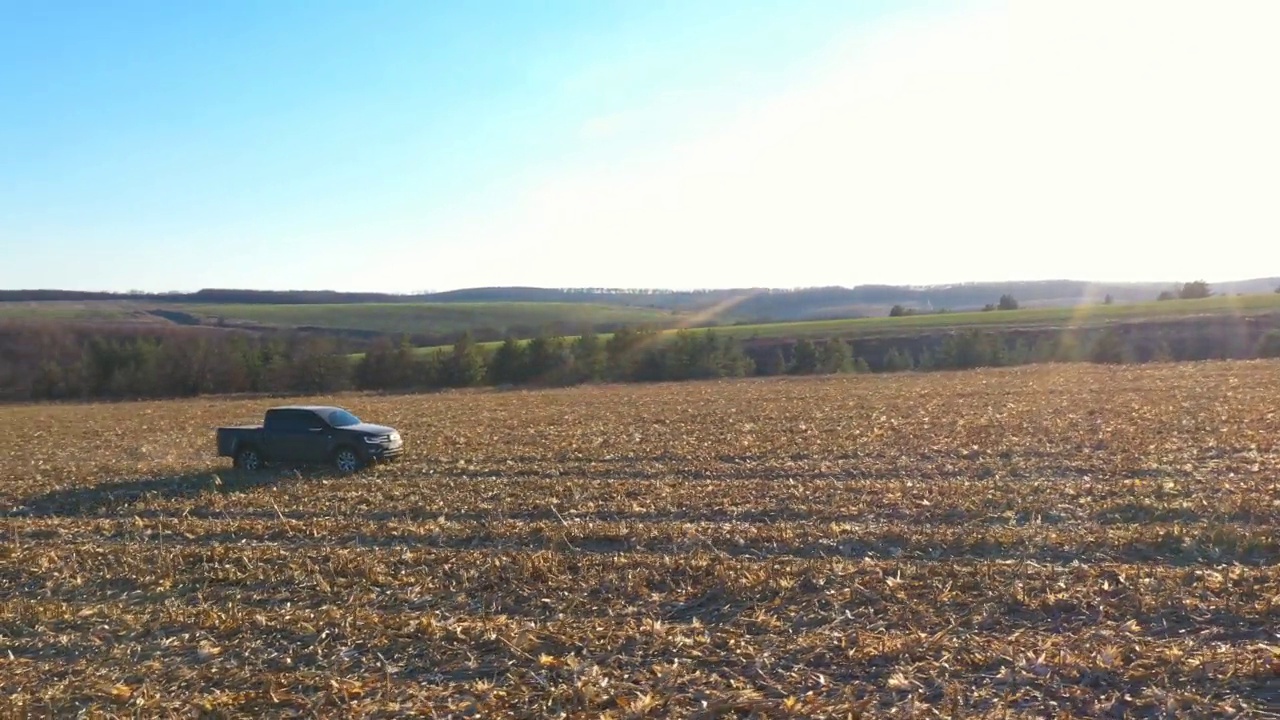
[2,278,1276,324]
[426,279,1280,318]
[0,300,686,349]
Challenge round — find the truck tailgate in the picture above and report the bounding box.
[216,426,261,456]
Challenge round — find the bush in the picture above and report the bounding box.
[1257,330,1280,359]
[818,340,852,374]
[487,337,526,385]
[939,331,1006,369]
[882,348,913,372]
[1090,329,1131,364]
[443,333,487,387]
[759,347,788,376]
[571,331,607,383]
[356,336,420,390]
[1178,281,1211,299]
[790,339,820,375]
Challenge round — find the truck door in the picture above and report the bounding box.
[263,410,317,463]
[296,410,332,462]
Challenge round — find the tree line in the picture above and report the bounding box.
[1157,280,1213,302]
[355,328,761,391]
[0,323,354,402]
[2,318,1279,403]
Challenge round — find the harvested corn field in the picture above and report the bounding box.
[2,362,1280,717]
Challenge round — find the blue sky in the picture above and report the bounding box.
[2,0,1277,292]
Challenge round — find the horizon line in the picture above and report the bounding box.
[3,275,1278,298]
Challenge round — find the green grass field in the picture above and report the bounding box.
[0,302,151,323]
[0,300,683,336]
[8,292,1279,359]
[718,291,1280,338]
[397,292,1280,355]
[174,301,682,336]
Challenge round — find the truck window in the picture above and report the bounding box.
[265,410,308,431]
[326,409,361,427]
[264,411,289,431]
[265,409,329,431]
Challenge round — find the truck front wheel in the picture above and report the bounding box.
[334,447,362,474]
[234,446,262,472]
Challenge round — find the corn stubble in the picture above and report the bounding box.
[2,362,1279,717]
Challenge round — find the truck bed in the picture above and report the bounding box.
[216,425,263,457]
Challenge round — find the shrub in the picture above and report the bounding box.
[1090,329,1131,364]
[818,340,852,374]
[882,348,913,372]
[790,339,820,375]
[1257,330,1280,359]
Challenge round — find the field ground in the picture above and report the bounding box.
[408,292,1280,354]
[2,362,1280,716]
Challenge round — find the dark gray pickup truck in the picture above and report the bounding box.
[216,405,404,473]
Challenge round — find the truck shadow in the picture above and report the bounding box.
[12,468,309,518]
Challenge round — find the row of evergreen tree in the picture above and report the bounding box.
[0,325,354,401]
[355,324,1280,392]
[356,328,769,390]
[3,320,1279,402]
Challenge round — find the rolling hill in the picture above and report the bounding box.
[4,276,1278,322]
[174,302,682,337]
[2,278,1277,348]
[382,291,1280,358]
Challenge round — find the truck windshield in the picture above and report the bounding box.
[326,409,362,427]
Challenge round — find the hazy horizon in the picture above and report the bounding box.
[5,274,1278,297]
[3,0,1278,293]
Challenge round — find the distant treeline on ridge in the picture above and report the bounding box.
[5,278,1279,324]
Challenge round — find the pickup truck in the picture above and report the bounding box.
[216,405,403,474]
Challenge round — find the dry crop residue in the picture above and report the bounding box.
[2,362,1279,717]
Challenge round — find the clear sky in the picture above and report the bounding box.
[2,0,1277,293]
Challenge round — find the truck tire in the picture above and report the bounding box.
[234,446,262,472]
[333,447,362,474]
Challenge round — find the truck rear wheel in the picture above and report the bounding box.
[334,447,361,474]
[235,447,262,472]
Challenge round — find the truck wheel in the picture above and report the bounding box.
[334,447,362,474]
[235,447,262,472]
